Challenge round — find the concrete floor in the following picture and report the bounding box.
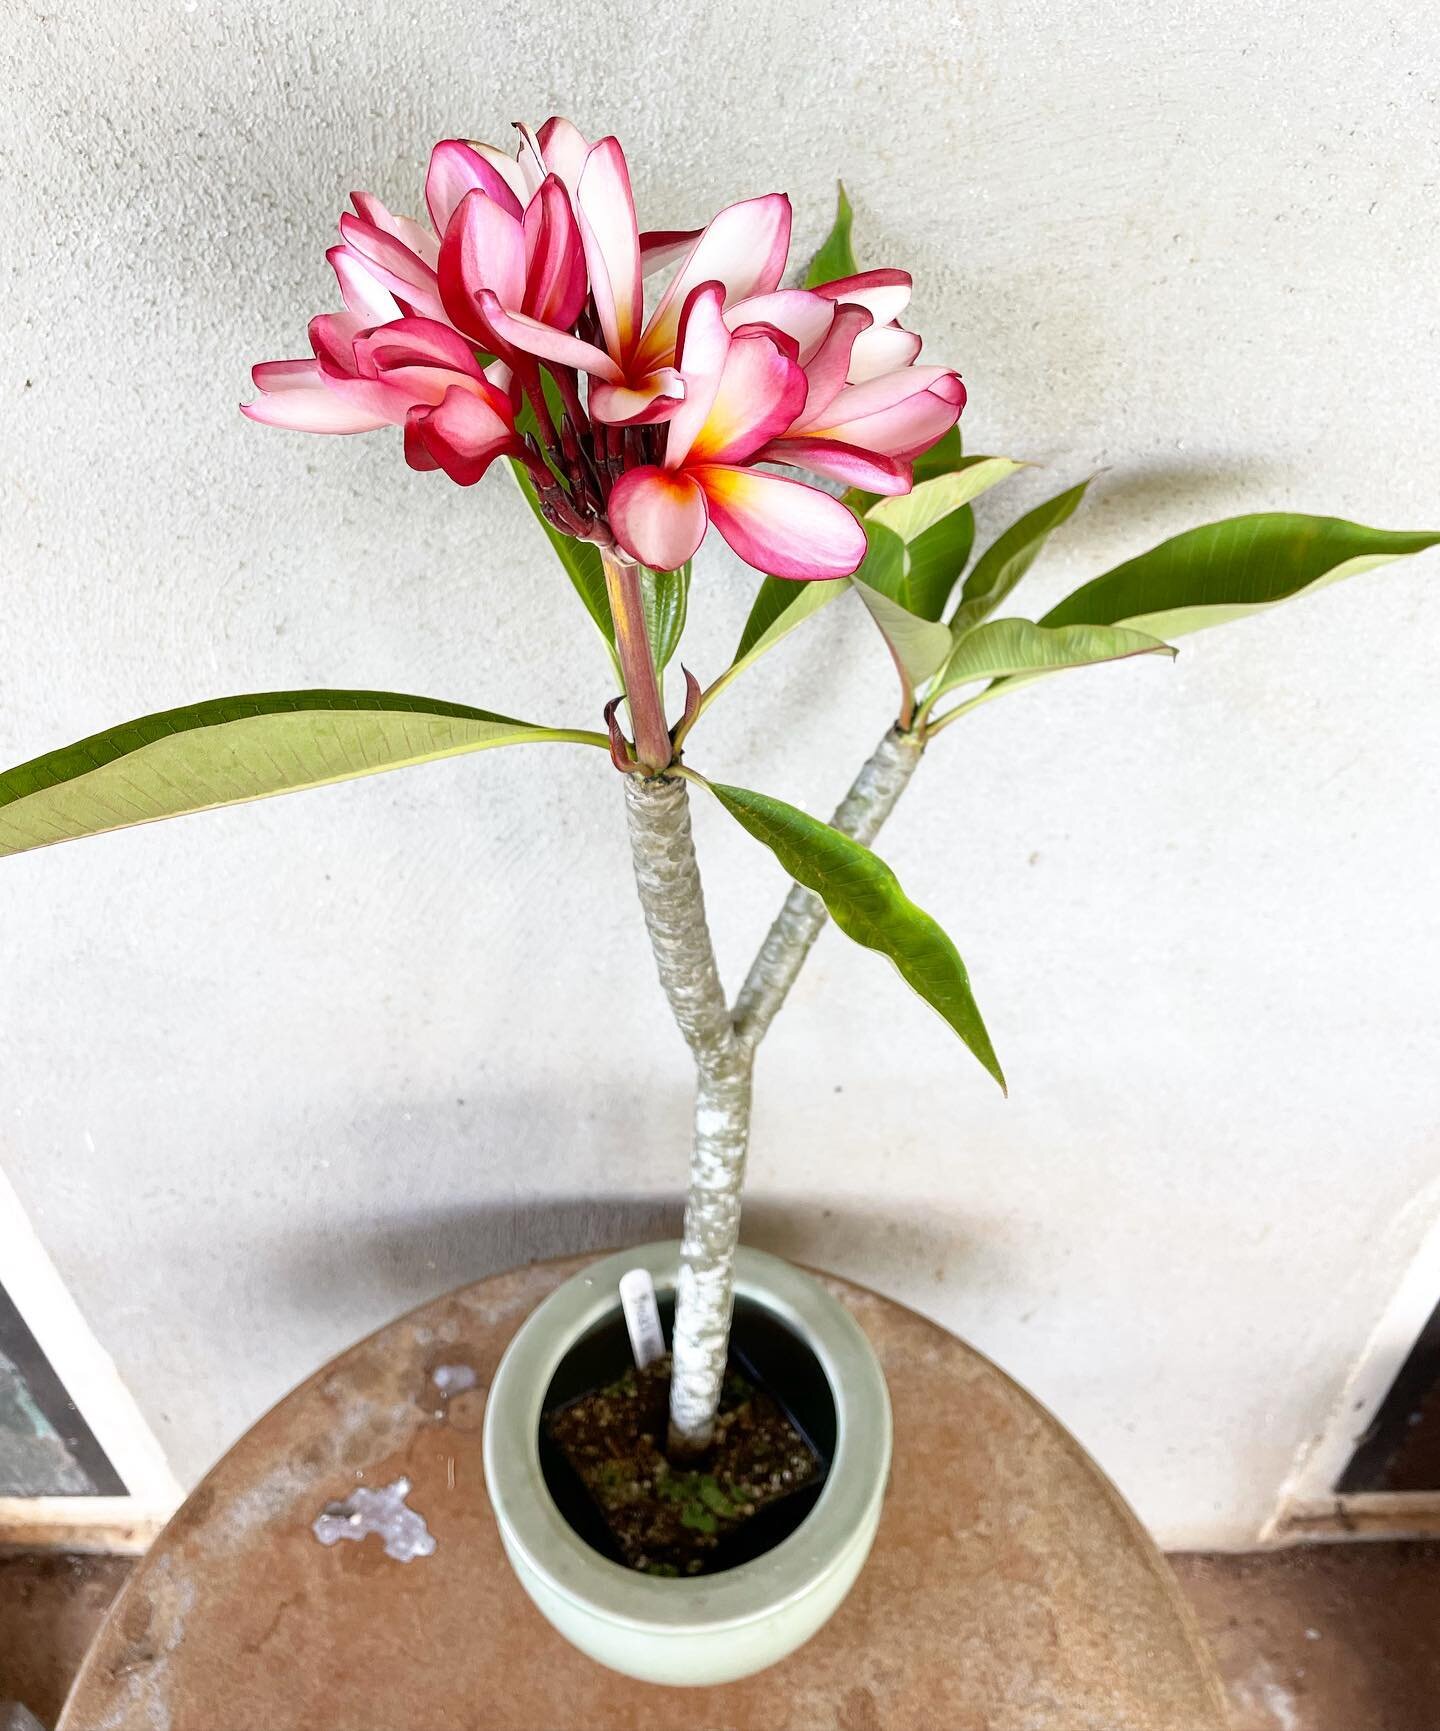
[1,1543,1437,1729]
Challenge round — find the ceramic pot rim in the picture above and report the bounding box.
[482,1242,892,1634]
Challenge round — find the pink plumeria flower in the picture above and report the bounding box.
[476,133,791,428]
[327,121,680,353]
[242,314,532,487]
[244,120,967,577]
[812,270,924,381]
[726,269,922,386]
[708,289,963,492]
[451,118,700,272]
[606,283,873,579]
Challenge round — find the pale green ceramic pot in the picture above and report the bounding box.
[482,1241,892,1686]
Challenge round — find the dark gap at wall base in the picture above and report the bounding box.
[0,1283,125,1498]
[1339,1295,1440,1494]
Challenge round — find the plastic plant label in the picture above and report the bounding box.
[619,1268,666,1369]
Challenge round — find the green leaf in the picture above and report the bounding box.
[853,582,955,689]
[1040,512,1440,639]
[846,432,977,615]
[0,691,604,859]
[844,426,969,520]
[913,425,964,486]
[951,478,1093,638]
[866,457,1024,544]
[804,182,856,287]
[927,618,1175,709]
[640,561,690,670]
[856,506,977,624]
[849,518,906,602]
[851,524,955,690]
[708,780,1004,1089]
[701,576,848,714]
[902,506,977,622]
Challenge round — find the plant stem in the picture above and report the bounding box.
[732,724,924,1050]
[622,725,927,1456]
[602,549,673,774]
[623,774,751,1456]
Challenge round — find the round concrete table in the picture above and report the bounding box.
[61,1257,1227,1729]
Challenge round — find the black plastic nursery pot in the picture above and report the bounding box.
[540,1290,836,1576]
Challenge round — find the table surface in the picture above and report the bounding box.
[61,1256,1229,1730]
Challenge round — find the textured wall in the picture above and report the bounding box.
[2,0,1437,1546]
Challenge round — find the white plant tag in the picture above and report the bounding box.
[619,1268,666,1370]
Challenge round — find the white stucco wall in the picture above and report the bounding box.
[3,0,1437,1549]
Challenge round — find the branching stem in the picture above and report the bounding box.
[622,723,927,1454]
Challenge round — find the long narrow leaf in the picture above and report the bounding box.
[903,506,977,621]
[951,478,1093,637]
[927,619,1174,710]
[0,691,604,858]
[866,457,1024,543]
[853,579,955,690]
[1041,512,1440,638]
[707,779,1004,1089]
[848,523,953,695]
[640,561,690,670]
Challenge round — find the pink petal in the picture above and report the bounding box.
[609,467,710,569]
[337,212,445,321]
[475,291,623,381]
[404,384,521,485]
[577,137,643,362]
[308,311,367,378]
[723,289,834,362]
[793,302,872,426]
[688,329,807,466]
[307,315,421,422]
[355,318,506,413]
[425,138,523,234]
[588,369,685,427]
[691,465,867,579]
[848,320,923,383]
[805,367,966,457]
[349,191,439,270]
[754,437,911,494]
[353,315,481,376]
[484,358,519,403]
[640,227,702,273]
[522,175,587,328]
[436,190,527,344]
[471,141,532,206]
[327,245,401,322]
[403,423,441,471]
[812,268,912,326]
[633,193,793,375]
[535,116,591,195]
[241,360,392,434]
[251,359,326,392]
[511,125,547,198]
[664,282,731,467]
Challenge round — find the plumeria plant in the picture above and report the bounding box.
[2,118,1435,1470]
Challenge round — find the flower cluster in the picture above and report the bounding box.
[243,119,965,581]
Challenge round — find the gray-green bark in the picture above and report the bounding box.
[623,726,925,1453]
[732,726,923,1051]
[623,774,752,1454]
